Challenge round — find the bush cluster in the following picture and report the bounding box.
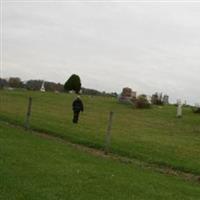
[133,95,151,109]
[192,106,200,113]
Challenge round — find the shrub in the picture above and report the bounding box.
[192,105,200,113]
[135,95,151,109]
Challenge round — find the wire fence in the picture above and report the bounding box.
[1,89,200,175]
[0,90,116,154]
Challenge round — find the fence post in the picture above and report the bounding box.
[104,111,114,155]
[25,97,32,130]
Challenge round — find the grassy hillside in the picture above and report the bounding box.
[1,90,200,175]
[1,121,200,200]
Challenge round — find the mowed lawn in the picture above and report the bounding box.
[0,90,200,175]
[0,122,200,200]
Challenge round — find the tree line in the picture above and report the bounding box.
[0,77,117,97]
[0,77,64,92]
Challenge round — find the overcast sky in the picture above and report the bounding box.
[2,0,200,104]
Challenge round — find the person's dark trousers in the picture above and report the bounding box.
[73,111,80,123]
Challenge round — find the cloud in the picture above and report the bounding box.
[2,3,200,104]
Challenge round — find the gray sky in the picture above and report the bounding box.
[2,0,200,104]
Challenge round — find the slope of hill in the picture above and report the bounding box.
[0,121,200,200]
[0,90,200,175]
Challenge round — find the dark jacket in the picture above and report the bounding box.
[72,98,84,112]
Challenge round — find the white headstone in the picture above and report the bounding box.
[40,81,45,92]
[177,99,182,118]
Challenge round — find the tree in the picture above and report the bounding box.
[26,80,43,90]
[8,77,22,88]
[64,74,81,93]
[192,104,200,114]
[0,78,8,89]
[135,94,151,109]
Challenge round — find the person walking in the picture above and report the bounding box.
[72,96,84,123]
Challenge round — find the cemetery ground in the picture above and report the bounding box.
[0,90,200,198]
[1,121,200,200]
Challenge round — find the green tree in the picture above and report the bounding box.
[8,77,22,88]
[64,74,81,93]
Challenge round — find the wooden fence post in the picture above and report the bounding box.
[25,97,32,130]
[104,111,114,155]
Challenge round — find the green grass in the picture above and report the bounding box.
[0,121,200,200]
[1,90,200,175]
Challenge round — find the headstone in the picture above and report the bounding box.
[163,95,169,104]
[122,87,132,97]
[40,81,45,92]
[177,99,182,118]
[151,92,162,104]
[147,95,152,103]
[118,87,136,103]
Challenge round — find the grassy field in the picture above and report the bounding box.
[1,121,200,200]
[1,90,200,175]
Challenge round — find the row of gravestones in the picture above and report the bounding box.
[118,87,169,105]
[118,87,197,118]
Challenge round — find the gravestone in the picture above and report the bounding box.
[177,99,182,118]
[163,95,169,104]
[40,81,46,92]
[118,87,136,103]
[151,92,163,105]
[147,95,152,104]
